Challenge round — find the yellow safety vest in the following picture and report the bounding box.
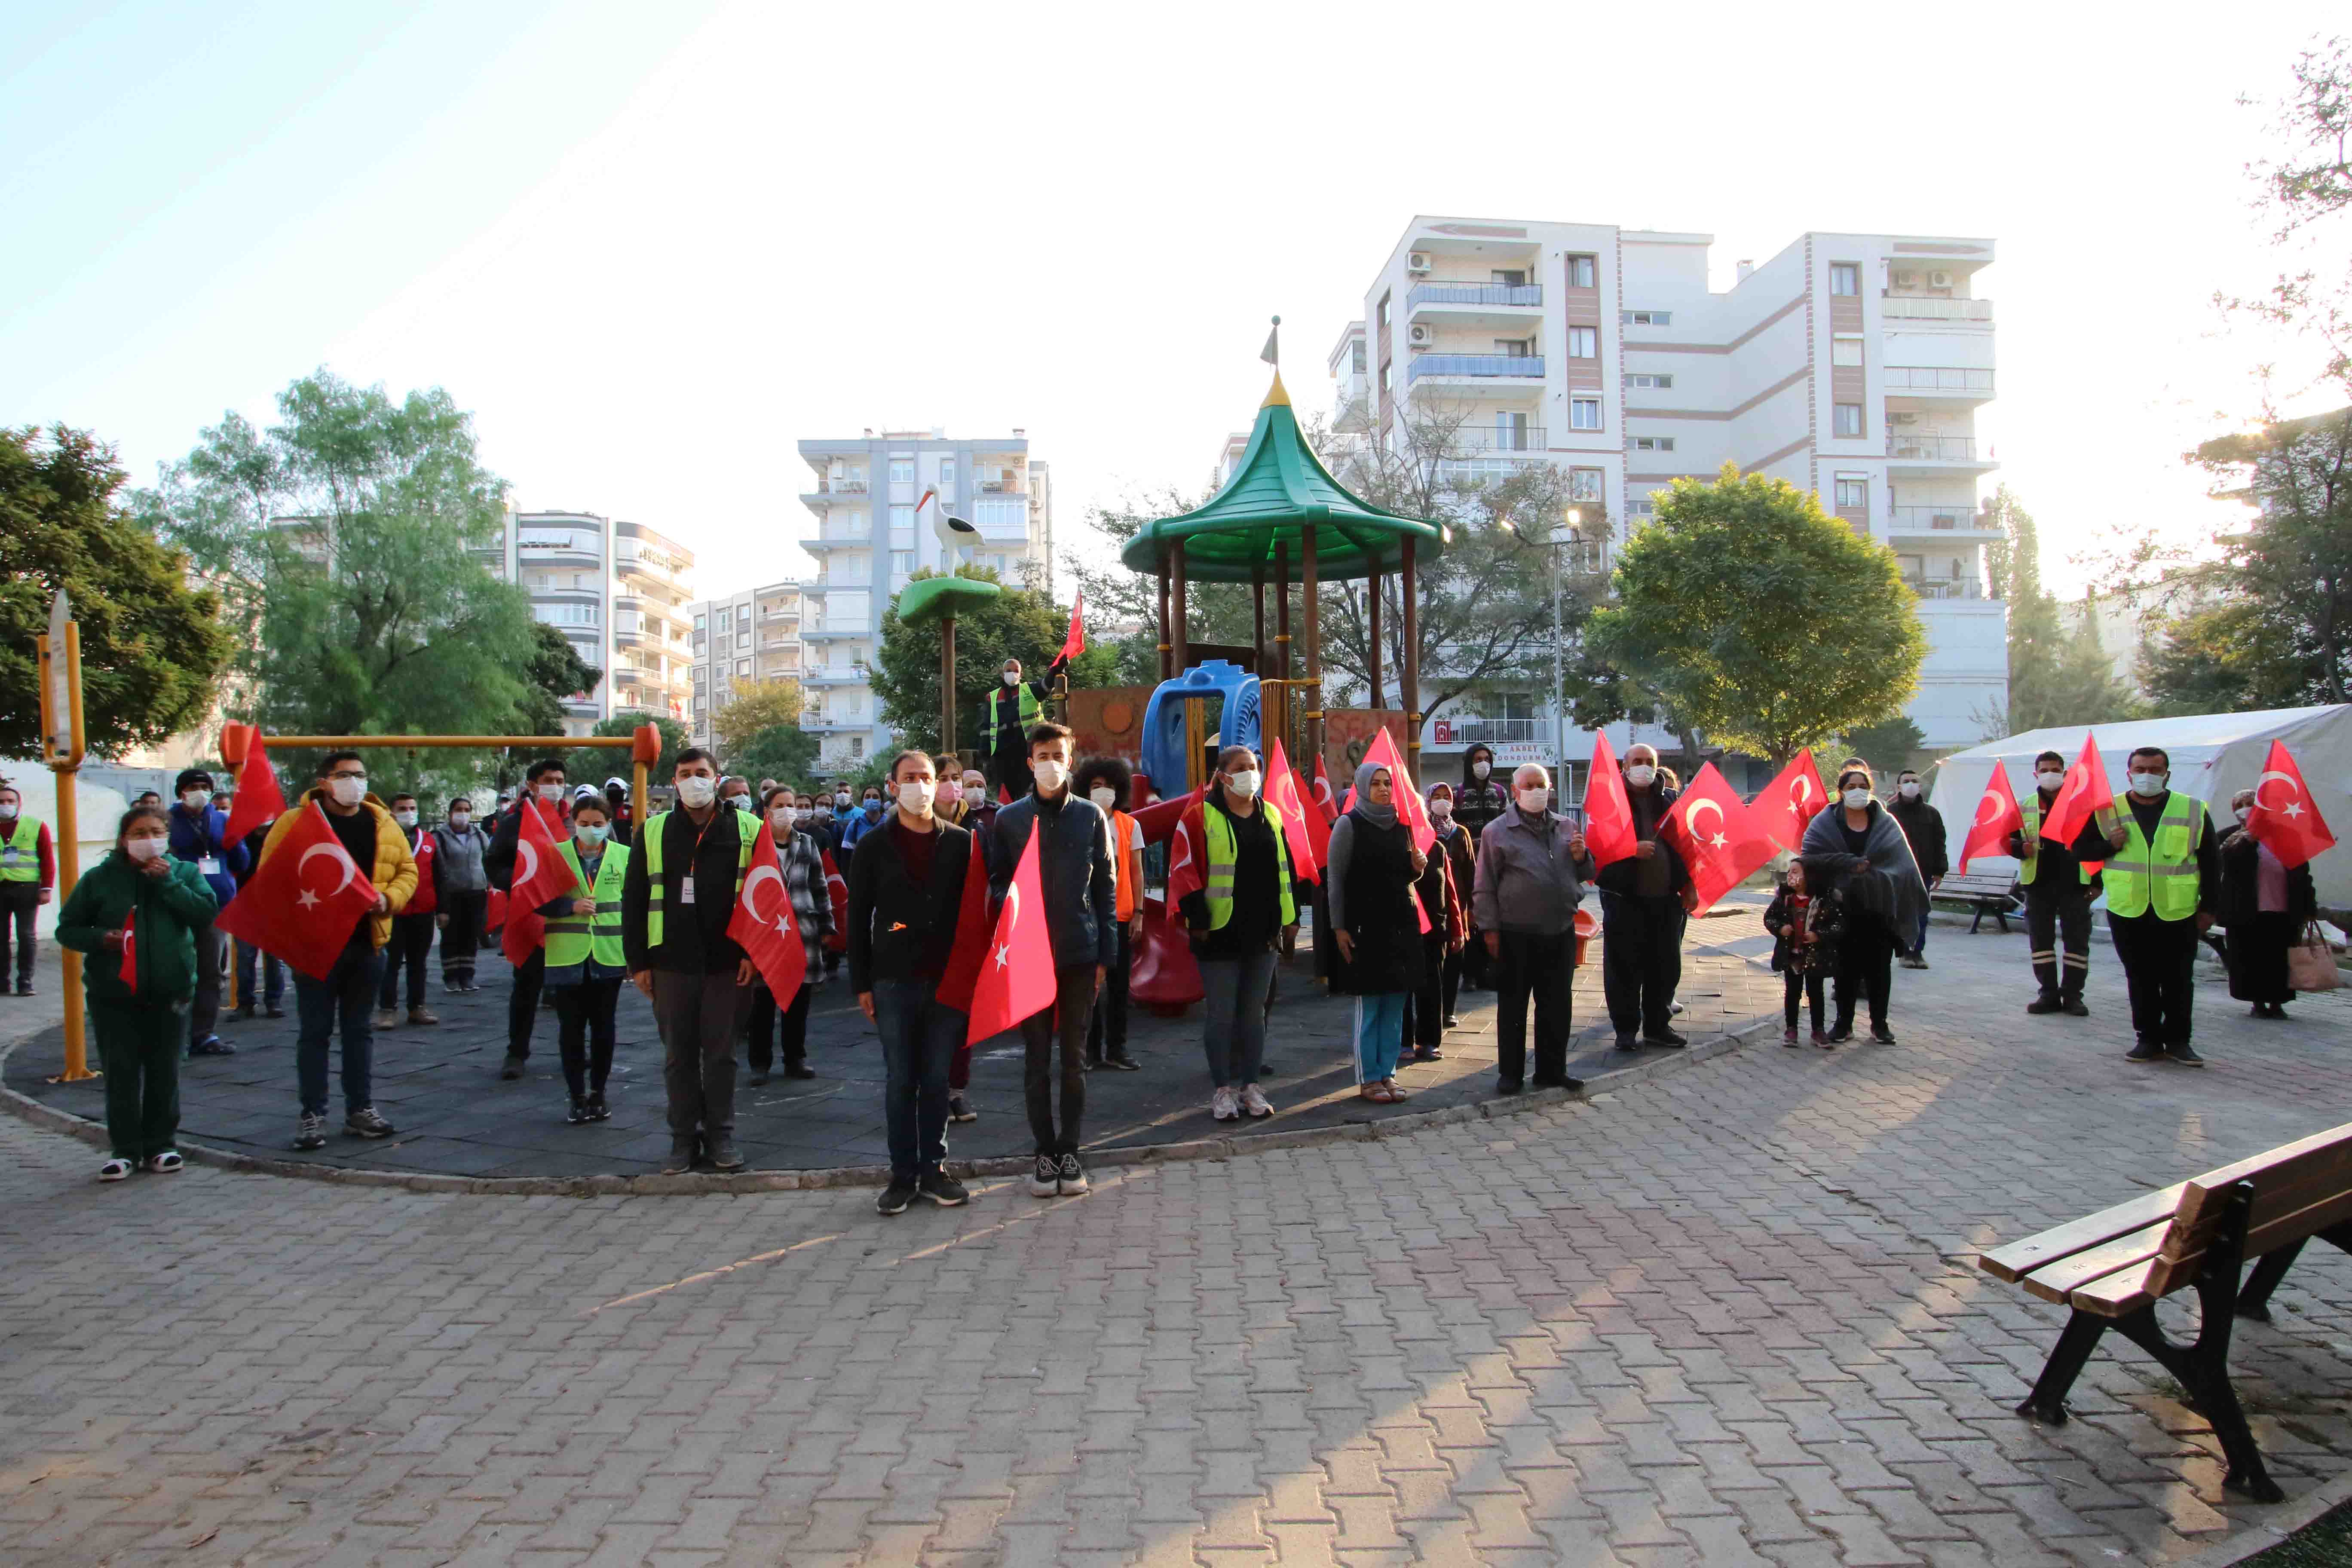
[2017,795,2092,888]
[639,809,753,950]
[2103,793,2205,921]
[985,683,1042,747]
[0,817,41,883]
[1203,797,1296,931]
[542,841,632,975]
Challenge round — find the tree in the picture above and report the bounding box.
[1071,486,1253,688]
[562,711,686,791]
[2138,599,2315,715]
[1984,486,2144,731]
[2190,407,2352,704]
[868,567,1119,755]
[2224,37,2352,388]
[1585,465,1926,766]
[3,426,235,758]
[1838,715,1926,780]
[521,622,603,738]
[727,724,820,788]
[709,678,808,754]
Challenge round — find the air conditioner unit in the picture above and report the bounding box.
[1894,270,1918,286]
[1929,270,1954,288]
[1408,324,1434,347]
[1407,252,1432,274]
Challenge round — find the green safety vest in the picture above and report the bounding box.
[2017,794,2092,888]
[0,817,41,883]
[984,682,1042,747]
[542,841,632,979]
[2103,793,2205,922]
[1203,797,1296,931]
[639,809,753,951]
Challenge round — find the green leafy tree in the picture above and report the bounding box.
[2,426,234,757]
[2190,406,2352,704]
[710,678,808,754]
[562,710,686,791]
[521,622,603,738]
[1585,465,1926,766]
[1983,486,2143,731]
[868,567,1118,755]
[2223,37,2352,387]
[2138,598,2315,714]
[727,723,821,789]
[1838,715,1927,780]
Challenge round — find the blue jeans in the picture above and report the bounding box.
[1913,907,1929,958]
[1352,992,1409,1083]
[872,979,962,1180]
[295,941,383,1117]
[235,936,284,1008]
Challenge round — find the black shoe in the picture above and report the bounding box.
[2062,997,2089,1017]
[1055,1152,1089,1194]
[708,1136,745,1172]
[662,1140,696,1174]
[1029,1153,1060,1197]
[567,1097,591,1125]
[1495,1078,1524,1095]
[2026,995,2062,1015]
[1828,1026,1855,1044]
[1083,1055,1102,1073]
[585,1093,609,1122]
[877,1180,916,1216]
[1613,1034,1640,1053]
[500,1054,527,1080]
[1644,1029,1688,1048]
[232,1003,256,1021]
[948,1093,977,1123]
[2125,1039,2163,1063]
[188,1036,236,1057]
[266,1004,286,1018]
[1102,1052,1141,1072]
[919,1171,970,1207]
[784,1062,816,1080]
[15,983,33,996]
[1870,1026,1898,1045]
[344,1107,396,1139]
[2170,1044,2206,1067]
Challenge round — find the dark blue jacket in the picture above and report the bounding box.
[167,802,246,908]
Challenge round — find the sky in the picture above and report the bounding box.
[4,0,2346,604]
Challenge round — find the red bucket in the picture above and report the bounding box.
[1574,907,1597,966]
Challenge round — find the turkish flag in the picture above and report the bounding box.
[2247,739,2338,869]
[216,801,380,980]
[119,905,137,993]
[501,801,573,966]
[821,848,849,954]
[965,829,1058,1044]
[1265,738,1325,884]
[1758,749,1827,855]
[1957,763,2024,873]
[1661,762,1777,916]
[727,823,807,999]
[1583,732,1638,868]
[2043,732,2114,849]
[1057,588,1086,665]
[1309,756,1339,825]
[1361,726,1434,852]
[936,839,994,1014]
[223,727,287,847]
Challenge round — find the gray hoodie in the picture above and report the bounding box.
[1471,802,1592,937]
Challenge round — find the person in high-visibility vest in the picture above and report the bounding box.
[2006,749,2119,1017]
[981,655,1066,803]
[1172,746,1300,1120]
[2102,745,2220,1066]
[537,796,631,1124]
[0,781,57,997]
[1075,756,1146,1073]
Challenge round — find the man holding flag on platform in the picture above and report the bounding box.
[982,645,1071,807]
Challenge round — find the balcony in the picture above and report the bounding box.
[1434,716,1540,747]
[979,480,1026,496]
[1885,433,1994,469]
[1884,366,1995,399]
[1880,295,1993,323]
[800,480,869,507]
[1888,505,2001,538]
[1406,354,1546,386]
[1408,281,1544,313]
[1908,579,1994,600]
[805,669,864,686]
[1450,426,1547,453]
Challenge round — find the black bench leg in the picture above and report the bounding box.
[2236,1240,2306,1323]
[1968,906,1985,935]
[2018,1310,2107,1425]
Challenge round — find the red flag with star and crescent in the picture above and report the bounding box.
[1309,756,1339,825]
[2042,731,2114,849]
[118,906,138,992]
[727,820,807,999]
[2247,739,2338,870]
[1583,732,1638,869]
[1759,749,1827,855]
[1057,587,1086,665]
[1360,726,1435,852]
[222,726,287,848]
[965,828,1058,1044]
[1660,762,1777,917]
[1957,762,2024,874]
[1265,738,1325,884]
[501,800,574,966]
[215,801,380,980]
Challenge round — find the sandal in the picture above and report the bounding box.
[1383,1079,1411,1101]
[99,1157,133,1182]
[145,1151,184,1173]
[1359,1084,1400,1104]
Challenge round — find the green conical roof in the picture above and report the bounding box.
[1121,374,1446,583]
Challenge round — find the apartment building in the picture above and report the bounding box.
[796,427,1054,769]
[686,582,806,750]
[610,522,698,722]
[1339,216,2005,755]
[474,510,698,734]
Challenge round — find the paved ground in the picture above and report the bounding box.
[4,906,1781,1178]
[5,913,2352,1566]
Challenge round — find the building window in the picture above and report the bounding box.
[1377,291,1390,328]
[1568,398,1603,431]
[1378,361,1391,397]
[1351,340,1366,373]
[737,629,751,648]
[693,694,707,713]
[889,505,915,531]
[1568,468,1605,503]
[1567,327,1597,358]
[1627,435,1676,453]
[1565,254,1597,288]
[846,511,869,536]
[890,551,913,575]
[1628,497,1657,518]
[1832,337,1863,368]
[1621,309,1671,327]
[1830,263,1860,297]
[716,609,730,629]
[694,614,706,630]
[889,459,914,483]
[735,660,751,677]
[938,460,955,489]
[1495,337,1536,357]
[1835,478,1868,509]
[1833,403,1865,437]
[1624,372,1672,389]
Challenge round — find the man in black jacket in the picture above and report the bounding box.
[1887,769,1948,971]
[2007,749,2118,1017]
[848,749,976,1216]
[622,748,756,1173]
[989,722,1115,1200]
[484,757,570,1078]
[1595,743,1694,1052]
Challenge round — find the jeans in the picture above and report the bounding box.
[507,948,545,1057]
[235,937,285,1009]
[552,976,621,1099]
[378,912,434,1011]
[295,940,383,1117]
[94,998,184,1161]
[1087,920,1132,1060]
[650,968,747,1138]
[1352,992,1408,1083]
[1021,966,1096,1155]
[188,922,226,1047]
[1495,928,1576,1084]
[438,890,486,983]
[1600,893,1685,1038]
[1912,907,1929,959]
[872,978,962,1179]
[0,883,36,986]
[745,981,813,1075]
[1833,920,1895,1034]
[1199,948,1277,1088]
[2110,911,2200,1047]
[2027,890,2094,1000]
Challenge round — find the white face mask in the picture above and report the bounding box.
[575,824,608,848]
[0,802,16,820]
[771,807,796,831]
[448,812,470,829]
[897,779,935,815]
[394,808,418,827]
[328,776,366,807]
[2035,771,2064,792]
[126,835,168,863]
[1843,787,1872,810]
[730,794,753,812]
[1472,761,1491,780]
[538,782,565,802]
[1225,770,1260,798]
[181,790,211,809]
[1898,781,1920,799]
[2128,772,2166,797]
[1002,671,1020,686]
[964,780,985,800]
[1517,787,1551,815]
[834,792,851,808]
[1430,799,1453,820]
[675,776,717,808]
[1032,759,1068,794]
[1624,764,1656,789]
[1090,785,1119,810]
[2235,806,2252,824]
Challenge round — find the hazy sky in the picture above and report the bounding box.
[5,1,2345,602]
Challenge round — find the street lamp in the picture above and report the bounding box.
[1550,506,1582,793]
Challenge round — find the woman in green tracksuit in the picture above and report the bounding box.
[54,804,219,1182]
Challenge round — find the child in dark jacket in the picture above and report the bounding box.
[1764,861,1834,1048]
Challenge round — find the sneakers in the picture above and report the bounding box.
[294,1112,327,1150]
[1812,1029,1832,1049]
[1238,1084,1274,1119]
[877,1180,916,1216]
[1827,1026,1855,1044]
[345,1107,396,1139]
[2026,995,2062,1014]
[407,1006,439,1027]
[1782,1027,1799,1046]
[1442,1013,1460,1028]
[1056,1152,1089,1195]
[662,1139,697,1174]
[99,1157,132,1182]
[1870,1026,1898,1045]
[1644,1029,1689,1048]
[919,1171,970,1206]
[585,1092,609,1122]
[707,1136,746,1172]
[1613,1034,1640,1053]
[567,1097,591,1125]
[373,1008,401,1030]
[1210,1085,1240,1121]
[2171,1043,2207,1067]
[500,1054,527,1081]
[1029,1152,1060,1197]
[2125,1039,2164,1063]
[145,1150,183,1173]
[948,1093,977,1124]
[188,1035,236,1057]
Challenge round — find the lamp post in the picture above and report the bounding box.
[1550,506,1582,791]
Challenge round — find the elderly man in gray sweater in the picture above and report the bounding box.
[1472,763,1593,1095]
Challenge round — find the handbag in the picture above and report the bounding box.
[2287,922,2342,993]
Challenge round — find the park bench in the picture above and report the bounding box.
[1977,1121,2352,1503]
[1936,870,2021,933]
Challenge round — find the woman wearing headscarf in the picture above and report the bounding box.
[1798,763,1928,1045]
[1325,760,1427,1102]
[2217,786,2319,1019]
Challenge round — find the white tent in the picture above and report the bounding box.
[1929,705,2352,911]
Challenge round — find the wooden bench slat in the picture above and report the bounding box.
[2142,1128,2352,1294]
[1977,1186,2185,1283]
[2022,1221,2173,1304]
[2065,1258,2159,1317]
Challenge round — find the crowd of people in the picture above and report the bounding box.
[8,726,2335,1201]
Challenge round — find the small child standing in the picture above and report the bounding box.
[1764,862,1833,1047]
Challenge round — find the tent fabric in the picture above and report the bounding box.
[1927,704,2351,910]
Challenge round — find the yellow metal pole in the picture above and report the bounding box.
[250,735,637,749]
[38,624,95,1082]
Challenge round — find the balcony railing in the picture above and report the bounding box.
[1889,505,1995,532]
[1880,295,1993,322]
[979,480,1026,495]
[1408,282,1543,310]
[810,480,867,495]
[1883,366,1995,393]
[1407,354,1546,385]
[1450,425,1547,453]
[1886,434,1981,462]
[1909,579,1992,600]
[1440,717,1540,746]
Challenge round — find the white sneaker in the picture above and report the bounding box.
[1238,1084,1274,1119]
[1210,1085,1239,1121]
